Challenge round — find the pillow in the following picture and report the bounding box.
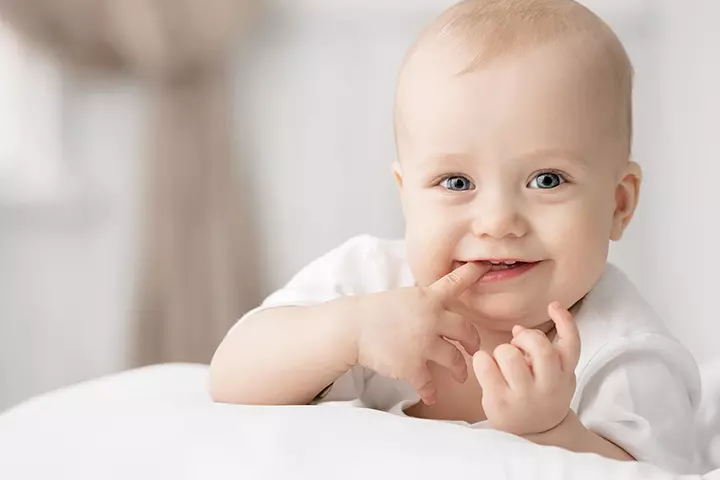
[0,363,708,480]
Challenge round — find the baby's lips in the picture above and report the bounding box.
[477,261,494,272]
[469,260,494,279]
[453,260,492,270]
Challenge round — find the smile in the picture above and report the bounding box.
[486,260,523,270]
[457,259,542,283]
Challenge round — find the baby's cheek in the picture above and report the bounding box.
[538,199,608,248]
[545,207,610,302]
[405,222,455,286]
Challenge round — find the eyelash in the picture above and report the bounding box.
[434,173,469,185]
[531,168,569,180]
[529,169,571,186]
[433,170,572,189]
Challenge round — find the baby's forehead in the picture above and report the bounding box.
[399,33,619,115]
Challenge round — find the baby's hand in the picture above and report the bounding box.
[354,262,490,406]
[472,302,581,436]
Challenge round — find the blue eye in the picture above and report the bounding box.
[440,175,475,191]
[528,172,565,189]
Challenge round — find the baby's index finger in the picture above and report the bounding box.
[549,302,581,370]
[430,262,490,300]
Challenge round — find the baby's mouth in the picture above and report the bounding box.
[458,260,537,271]
[485,260,526,271]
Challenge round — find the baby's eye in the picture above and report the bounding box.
[528,172,565,189]
[440,175,475,191]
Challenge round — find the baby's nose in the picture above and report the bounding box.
[470,196,528,240]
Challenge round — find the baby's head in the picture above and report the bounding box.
[393,0,642,330]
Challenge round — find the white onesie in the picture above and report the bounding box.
[235,235,703,473]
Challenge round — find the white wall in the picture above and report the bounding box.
[1,0,718,412]
[619,0,720,362]
[0,80,145,410]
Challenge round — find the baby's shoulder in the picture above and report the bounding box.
[327,234,406,265]
[296,234,413,295]
[577,263,670,341]
[574,263,698,379]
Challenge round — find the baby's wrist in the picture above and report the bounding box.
[521,411,580,443]
[318,295,365,369]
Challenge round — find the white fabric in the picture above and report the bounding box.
[698,358,720,471]
[0,363,711,480]
[235,235,704,474]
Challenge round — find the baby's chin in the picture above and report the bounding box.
[461,292,550,331]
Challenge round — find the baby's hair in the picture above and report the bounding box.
[395,0,634,154]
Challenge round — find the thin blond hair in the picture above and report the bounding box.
[395,0,634,154]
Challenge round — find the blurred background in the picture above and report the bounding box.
[0,0,718,412]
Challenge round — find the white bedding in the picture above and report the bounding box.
[698,358,720,473]
[0,363,717,480]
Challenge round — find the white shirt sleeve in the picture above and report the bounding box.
[575,333,703,474]
[257,235,399,308]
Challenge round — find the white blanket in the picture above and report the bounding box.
[0,364,716,480]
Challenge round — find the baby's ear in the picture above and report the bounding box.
[392,162,404,190]
[610,161,642,241]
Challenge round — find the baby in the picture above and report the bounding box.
[210,0,701,473]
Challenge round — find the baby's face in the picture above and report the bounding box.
[396,40,638,330]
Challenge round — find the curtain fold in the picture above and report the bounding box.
[0,0,261,365]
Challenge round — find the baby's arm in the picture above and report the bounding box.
[566,337,700,471]
[475,302,699,470]
[210,261,486,407]
[473,303,633,461]
[209,298,359,406]
[523,412,633,460]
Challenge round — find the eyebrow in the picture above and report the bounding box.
[419,148,588,168]
[518,148,588,165]
[419,152,474,168]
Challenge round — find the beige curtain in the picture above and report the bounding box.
[0,0,262,365]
